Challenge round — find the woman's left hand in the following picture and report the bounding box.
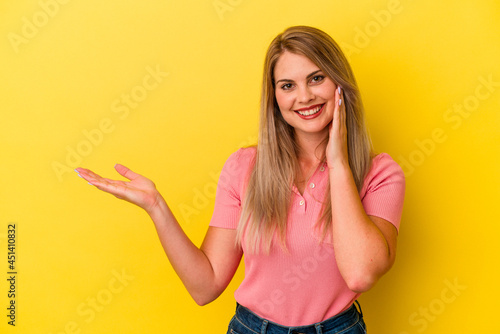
[326,86,349,168]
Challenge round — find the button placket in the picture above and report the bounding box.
[297,194,307,212]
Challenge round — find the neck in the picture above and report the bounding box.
[294,129,328,164]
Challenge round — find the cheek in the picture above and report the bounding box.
[319,84,337,101]
[275,92,292,110]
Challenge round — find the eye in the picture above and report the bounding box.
[280,83,294,90]
[310,75,325,83]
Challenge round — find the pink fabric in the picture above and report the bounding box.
[210,147,405,326]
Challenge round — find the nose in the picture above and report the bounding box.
[297,85,315,103]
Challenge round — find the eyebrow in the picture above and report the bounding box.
[275,70,323,84]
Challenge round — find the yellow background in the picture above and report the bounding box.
[1,0,499,333]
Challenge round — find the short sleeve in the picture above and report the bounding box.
[209,147,256,229]
[360,153,406,232]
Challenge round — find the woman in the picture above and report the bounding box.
[76,26,405,333]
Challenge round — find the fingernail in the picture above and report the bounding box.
[338,87,341,94]
[339,99,342,106]
[77,173,83,178]
[88,182,94,186]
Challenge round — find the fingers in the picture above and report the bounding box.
[75,167,129,197]
[114,164,140,181]
[75,167,120,186]
[75,167,101,184]
[336,86,346,128]
[92,179,128,198]
[332,86,344,125]
[76,164,139,183]
[326,86,349,165]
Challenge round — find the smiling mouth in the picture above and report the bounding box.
[295,104,324,116]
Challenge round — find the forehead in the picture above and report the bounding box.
[274,51,320,80]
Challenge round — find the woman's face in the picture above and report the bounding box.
[274,51,338,140]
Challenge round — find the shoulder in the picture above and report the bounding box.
[218,146,256,189]
[231,146,257,162]
[360,153,406,230]
[223,146,256,171]
[361,153,405,195]
[370,153,404,175]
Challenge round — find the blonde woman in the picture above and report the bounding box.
[76,26,405,333]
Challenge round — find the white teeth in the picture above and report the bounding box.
[297,105,322,116]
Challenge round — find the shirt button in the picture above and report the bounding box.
[309,183,315,189]
[299,200,305,206]
[320,166,325,172]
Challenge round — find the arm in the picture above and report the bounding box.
[75,165,242,305]
[326,88,398,293]
[328,163,397,293]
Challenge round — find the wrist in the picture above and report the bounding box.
[146,193,169,219]
[327,159,350,171]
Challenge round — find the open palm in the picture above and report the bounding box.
[75,164,163,214]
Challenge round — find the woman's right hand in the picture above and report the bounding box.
[75,164,164,215]
[76,164,243,306]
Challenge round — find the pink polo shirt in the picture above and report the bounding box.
[209,147,405,326]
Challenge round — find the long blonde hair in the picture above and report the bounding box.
[237,26,373,253]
